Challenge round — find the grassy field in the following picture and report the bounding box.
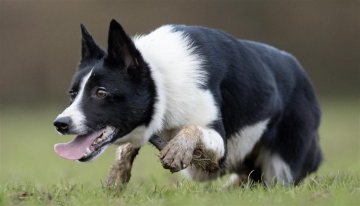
[1,98,359,205]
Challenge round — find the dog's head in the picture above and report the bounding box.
[53,20,155,162]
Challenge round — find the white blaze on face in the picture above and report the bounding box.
[56,70,92,135]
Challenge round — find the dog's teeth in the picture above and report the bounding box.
[86,148,91,154]
[104,126,113,134]
[90,126,114,149]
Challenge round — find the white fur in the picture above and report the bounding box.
[116,25,221,148]
[114,125,148,147]
[187,90,218,127]
[57,69,92,135]
[226,119,270,171]
[134,26,209,129]
[197,126,225,157]
[256,149,293,185]
[222,173,241,188]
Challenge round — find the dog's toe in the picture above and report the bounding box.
[160,139,195,173]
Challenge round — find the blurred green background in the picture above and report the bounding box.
[0,0,359,188]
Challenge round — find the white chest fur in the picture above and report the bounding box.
[134,26,218,132]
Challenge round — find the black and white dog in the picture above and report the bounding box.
[54,19,322,186]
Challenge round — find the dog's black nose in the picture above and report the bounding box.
[53,117,71,133]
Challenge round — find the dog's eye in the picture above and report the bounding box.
[69,92,77,101]
[96,88,107,98]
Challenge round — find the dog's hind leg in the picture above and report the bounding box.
[221,173,249,189]
[255,148,294,186]
[106,143,140,190]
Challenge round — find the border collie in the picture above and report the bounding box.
[53,19,322,186]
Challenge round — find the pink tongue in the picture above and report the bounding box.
[54,129,105,160]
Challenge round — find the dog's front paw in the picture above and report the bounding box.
[106,143,139,191]
[106,164,126,189]
[159,125,200,173]
[159,138,195,173]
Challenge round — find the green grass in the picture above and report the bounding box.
[1,98,359,205]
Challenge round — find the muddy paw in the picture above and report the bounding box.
[106,143,139,190]
[159,137,197,173]
[106,157,132,189]
[106,166,125,188]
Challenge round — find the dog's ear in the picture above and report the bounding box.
[80,24,106,65]
[105,19,141,69]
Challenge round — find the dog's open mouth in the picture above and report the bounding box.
[54,126,117,162]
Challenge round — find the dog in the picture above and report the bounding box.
[53,19,322,187]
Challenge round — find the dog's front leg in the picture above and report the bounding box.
[106,143,140,189]
[159,125,225,173]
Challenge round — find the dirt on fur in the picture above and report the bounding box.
[106,143,139,190]
[158,125,222,174]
